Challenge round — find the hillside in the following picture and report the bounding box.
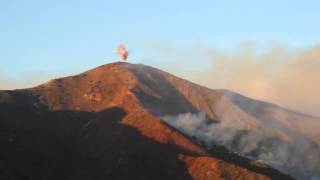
[0,62,305,179]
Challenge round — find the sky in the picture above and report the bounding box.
[0,0,320,115]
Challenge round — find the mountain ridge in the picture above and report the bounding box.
[1,62,317,179]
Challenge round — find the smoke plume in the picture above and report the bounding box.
[162,112,320,179]
[147,42,320,117]
[162,108,320,179]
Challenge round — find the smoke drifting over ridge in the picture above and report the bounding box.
[147,42,320,117]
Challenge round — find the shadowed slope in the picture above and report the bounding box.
[0,104,194,180]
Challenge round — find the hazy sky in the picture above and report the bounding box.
[1,0,320,115]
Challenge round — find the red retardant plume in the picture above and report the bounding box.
[116,44,129,61]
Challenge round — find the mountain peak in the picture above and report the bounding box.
[84,62,149,75]
[31,62,195,113]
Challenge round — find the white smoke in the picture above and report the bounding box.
[162,110,320,180]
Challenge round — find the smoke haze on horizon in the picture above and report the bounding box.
[144,42,320,117]
[0,71,81,90]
